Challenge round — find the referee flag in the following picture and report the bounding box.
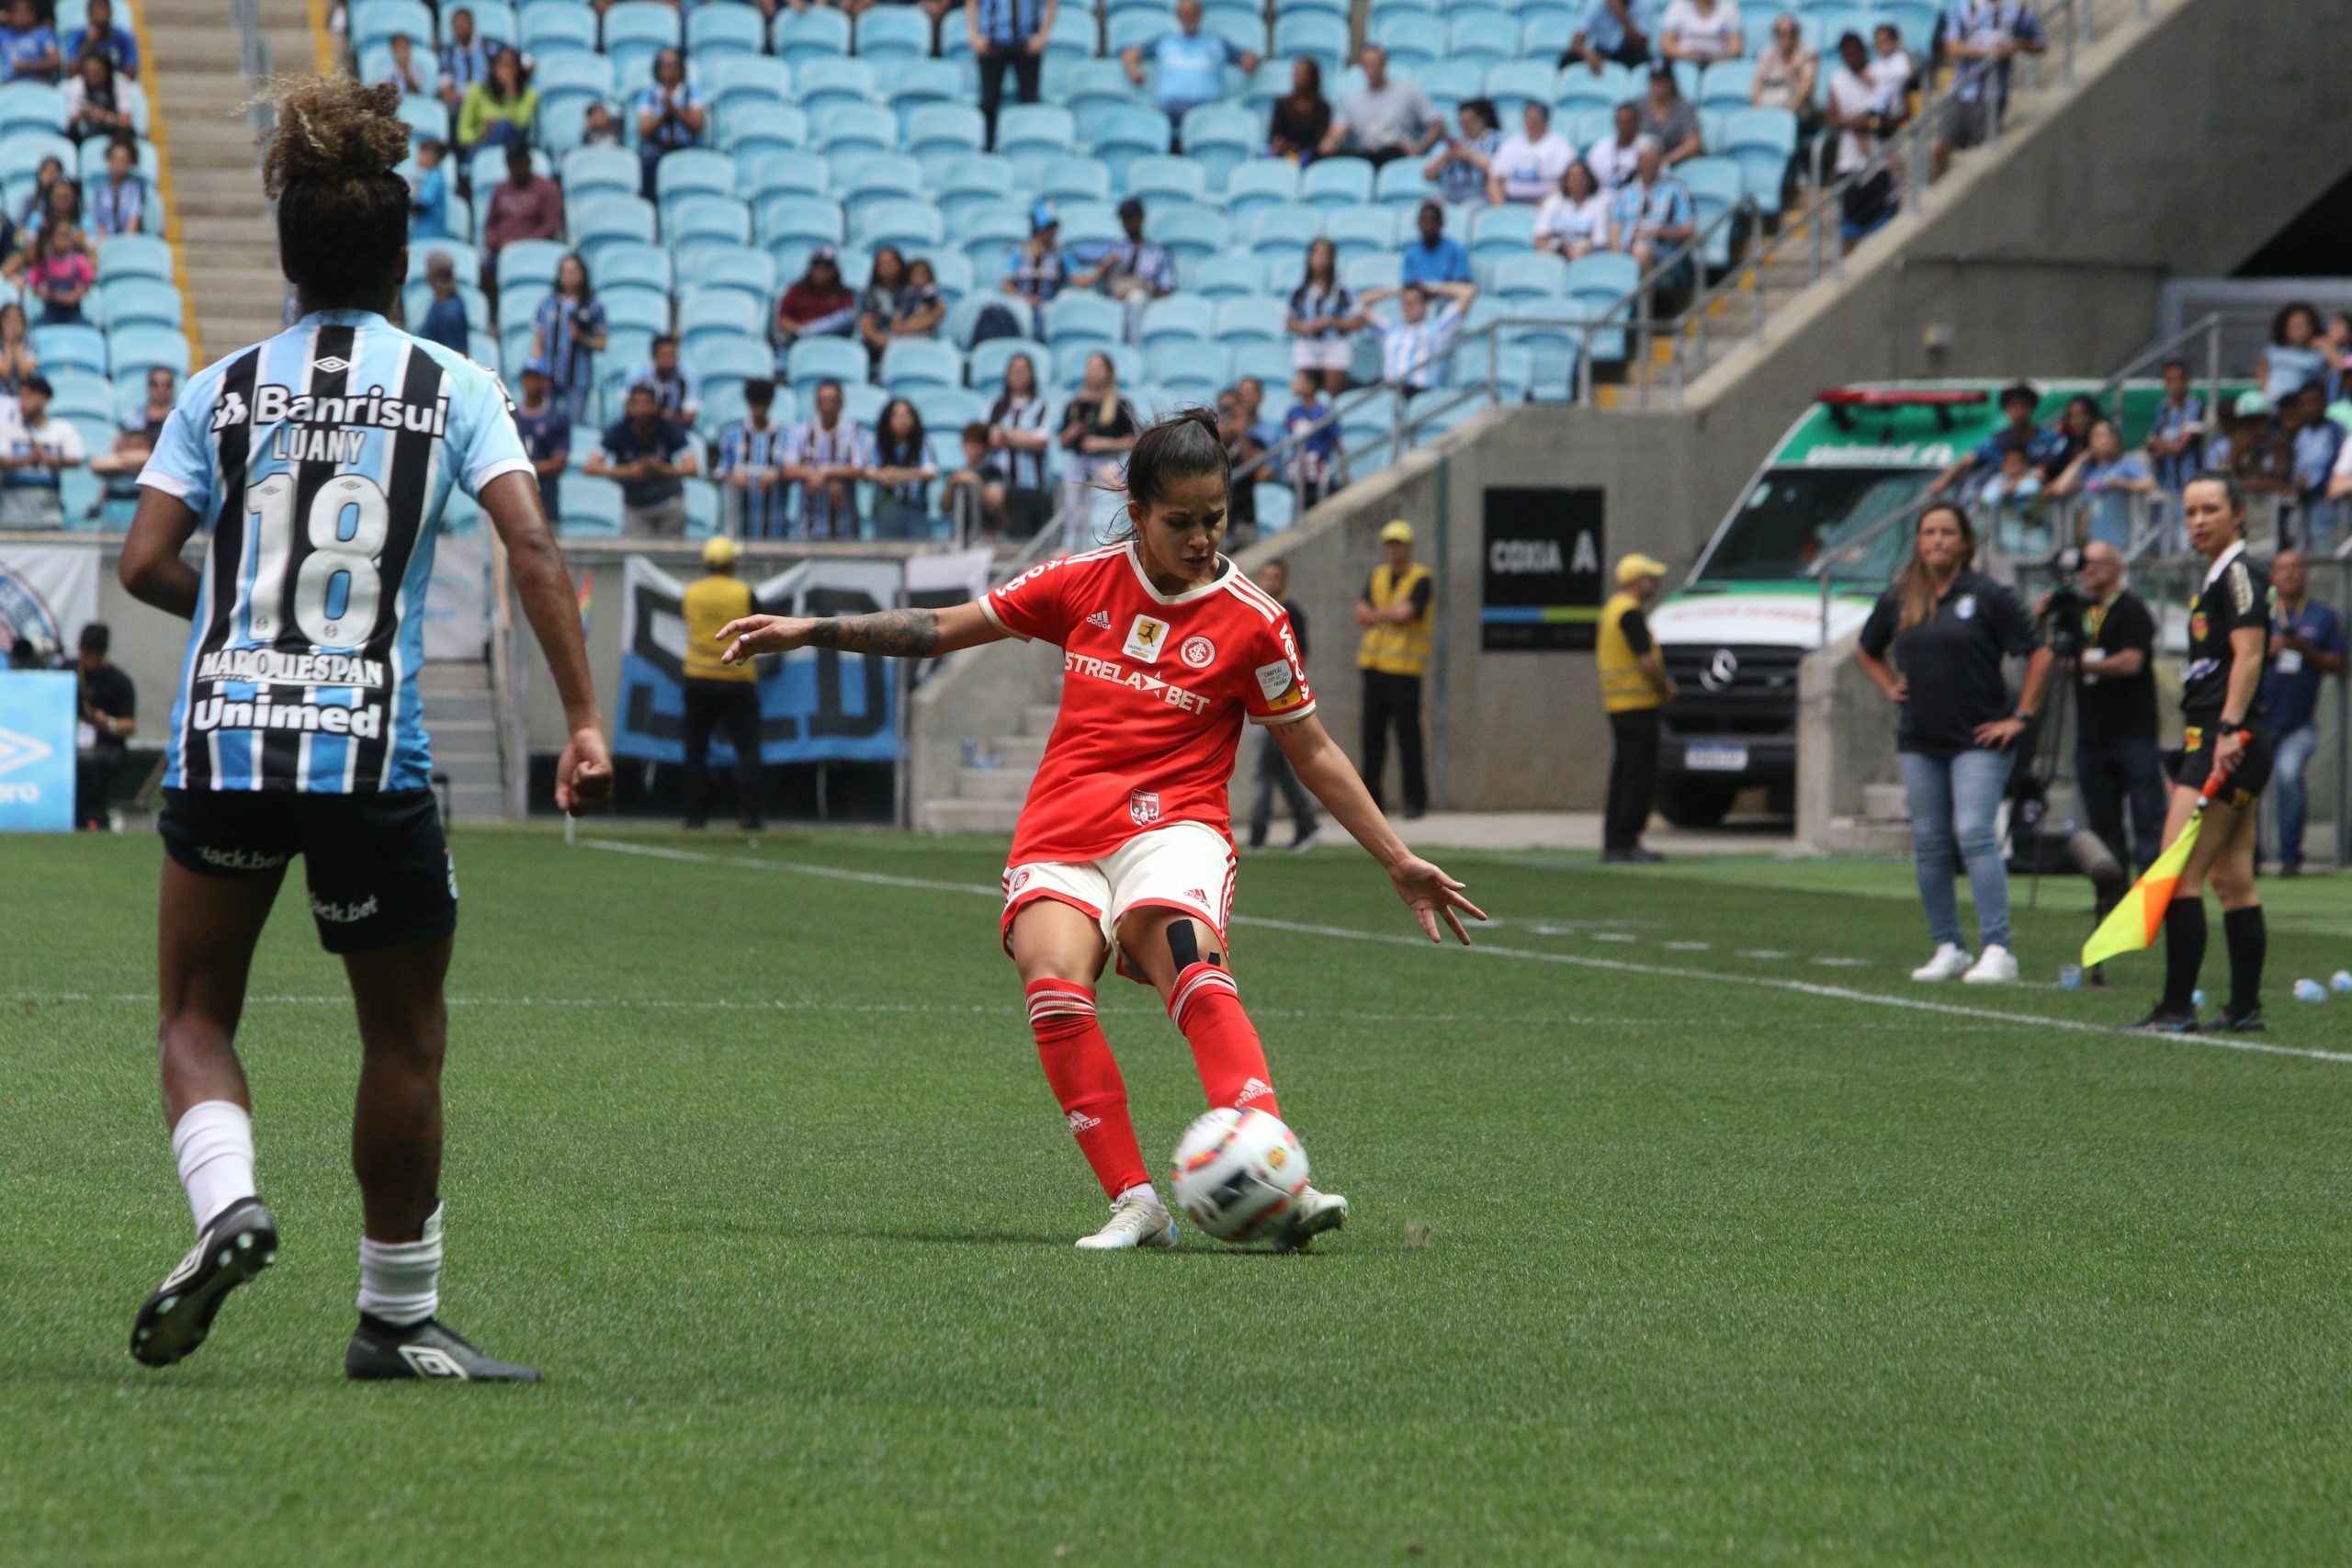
[2081,737,2244,968]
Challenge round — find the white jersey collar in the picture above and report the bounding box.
[2201,537,2245,591]
[1122,542,1233,606]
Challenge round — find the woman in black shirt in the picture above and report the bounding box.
[1855,502,2050,985]
[869,397,936,540]
[2135,472,2275,1033]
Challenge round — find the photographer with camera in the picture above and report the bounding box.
[2041,543,2164,975]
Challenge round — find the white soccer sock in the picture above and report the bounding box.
[170,1100,257,1233]
[1115,1182,1160,1207]
[356,1203,444,1327]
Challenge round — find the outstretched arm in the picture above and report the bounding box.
[717,600,1006,663]
[1272,713,1487,944]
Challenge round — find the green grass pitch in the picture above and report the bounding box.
[3,828,2347,1565]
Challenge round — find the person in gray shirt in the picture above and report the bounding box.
[1318,45,1442,168]
[1635,65,1703,164]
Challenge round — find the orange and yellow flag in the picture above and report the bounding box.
[2081,738,2245,968]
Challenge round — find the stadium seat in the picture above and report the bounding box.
[1470,204,1538,260]
[685,1,764,58]
[884,58,966,118]
[835,150,925,199]
[1885,0,1941,54]
[680,242,776,302]
[1721,107,1799,217]
[855,5,933,62]
[1444,8,1516,67]
[880,339,965,393]
[1121,155,1205,208]
[924,251,976,302]
[1521,9,1574,58]
[1250,203,1325,265]
[997,105,1079,184]
[394,93,447,152]
[804,61,885,118]
[967,337,1050,391]
[572,196,658,265]
[1484,61,1558,119]
[907,385,986,435]
[521,0,600,56]
[1176,103,1258,192]
[773,6,853,63]
[354,0,433,50]
[1228,339,1294,389]
[1418,59,1487,111]
[1254,482,1295,534]
[756,194,846,248]
[665,194,750,249]
[1697,60,1757,113]
[1146,203,1227,265]
[1185,252,1264,299]
[907,103,986,160]
[559,473,624,537]
[1564,252,1638,363]
[1365,10,1437,73]
[97,233,172,282]
[1272,12,1350,73]
[1042,292,1125,349]
[603,0,683,71]
[1223,160,1301,227]
[560,144,638,204]
[679,285,763,343]
[839,381,888,426]
[1373,159,1439,211]
[691,335,775,389]
[854,197,945,253]
[1679,157,1747,268]
[1499,296,1589,400]
[1342,252,1403,293]
[444,0,518,46]
[596,240,675,296]
[1300,158,1375,213]
[1053,57,1142,118]
[601,284,673,338]
[1082,105,1173,189]
[32,323,105,375]
[1138,294,1213,352]
[1490,251,1570,302]
[957,201,1030,270]
[1557,61,1637,115]
[786,336,867,387]
[938,157,1016,227]
[1055,200,1123,249]
[1214,297,1286,344]
[1325,205,1397,263]
[1044,7,1099,62]
[1035,154,1112,205]
[107,326,188,380]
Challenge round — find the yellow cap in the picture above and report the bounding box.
[1379,519,1414,544]
[1616,552,1668,586]
[702,536,741,568]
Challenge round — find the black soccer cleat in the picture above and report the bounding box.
[131,1196,278,1368]
[2206,1008,2267,1033]
[2131,1006,2201,1034]
[345,1315,541,1382]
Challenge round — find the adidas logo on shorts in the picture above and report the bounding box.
[1067,1110,1102,1134]
[1237,1077,1273,1105]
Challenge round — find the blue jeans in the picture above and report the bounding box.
[1900,747,2017,951]
[2273,723,2321,869]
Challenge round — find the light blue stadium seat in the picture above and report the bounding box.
[1103,10,1162,58]
[0,129,73,186]
[686,1,765,59]
[1364,16,1434,79]
[1470,204,1538,259]
[1556,60,1637,114]
[734,149,822,208]
[1680,155,1747,267]
[1300,157,1374,213]
[680,243,777,303]
[394,92,447,151]
[691,335,775,388]
[1885,0,1940,55]
[773,5,852,63]
[1146,202,1227,265]
[1223,160,1300,227]
[938,155,1015,225]
[907,385,986,437]
[354,0,433,50]
[1249,202,1324,264]
[855,197,945,253]
[756,193,846,247]
[1137,294,1212,351]
[1214,296,1286,344]
[957,200,1030,265]
[1184,252,1263,299]
[1521,9,1574,57]
[601,284,672,338]
[1228,340,1294,389]
[923,250,976,302]
[880,339,964,393]
[707,53,791,110]
[521,0,599,55]
[1697,59,1757,112]
[1484,60,1557,118]
[1082,105,1172,189]
[1177,101,1258,191]
[90,276,175,335]
[1272,12,1350,73]
[405,240,481,282]
[1204,6,1268,60]
[1146,334,1227,386]
[1044,7,1099,63]
[883,57,964,117]
[107,325,188,380]
[1493,297,1583,399]
[572,196,658,266]
[1052,57,1141,118]
[906,102,985,160]
[1444,8,1517,68]
[718,102,812,160]
[1490,250,1570,301]
[560,144,639,203]
[1043,292,1124,349]
[677,477,719,538]
[1373,159,1439,211]
[603,0,682,65]
[680,294,763,359]
[496,239,567,299]
[1253,483,1295,534]
[1000,107,1079,187]
[665,194,751,249]
[560,473,624,537]
[441,1,518,46]
[1342,251,1403,293]
[839,381,888,426]
[1564,252,1638,363]
[855,6,933,62]
[1721,106,1798,216]
[1056,200,1123,249]
[967,338,1050,391]
[1325,204,1396,263]
[97,232,172,281]
[784,336,867,388]
[33,323,106,374]
[596,240,675,296]
[1121,155,1204,208]
[803,59,883,118]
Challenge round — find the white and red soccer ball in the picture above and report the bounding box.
[1170,1108,1309,1243]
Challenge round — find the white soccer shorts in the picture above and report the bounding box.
[1001,822,1238,979]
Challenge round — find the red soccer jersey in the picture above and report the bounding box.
[980,543,1317,864]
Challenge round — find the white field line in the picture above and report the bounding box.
[572,838,2352,1068]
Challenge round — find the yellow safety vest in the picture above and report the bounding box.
[1597,591,1662,713]
[1357,561,1434,675]
[681,574,757,682]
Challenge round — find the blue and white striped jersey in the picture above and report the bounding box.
[140,309,533,794]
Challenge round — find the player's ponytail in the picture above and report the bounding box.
[1108,406,1230,542]
[254,74,411,315]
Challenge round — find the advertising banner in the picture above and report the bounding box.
[0,544,100,660]
[0,670,76,830]
[1480,487,1606,651]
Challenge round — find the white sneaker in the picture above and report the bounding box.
[1271,1186,1349,1253]
[1910,944,1973,982]
[1962,944,2018,984]
[1074,1186,1177,1250]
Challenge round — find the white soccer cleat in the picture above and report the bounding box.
[1074,1186,1177,1250]
[1910,944,1973,982]
[1271,1186,1349,1254]
[1962,944,2019,984]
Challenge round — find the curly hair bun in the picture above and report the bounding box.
[254,74,410,200]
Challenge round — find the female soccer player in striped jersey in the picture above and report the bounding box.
[116,77,612,1379]
[720,409,1486,1249]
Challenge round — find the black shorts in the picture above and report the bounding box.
[2171,723,2275,809]
[159,788,458,954]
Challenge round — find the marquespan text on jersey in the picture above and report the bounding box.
[1063,650,1213,714]
[195,649,387,688]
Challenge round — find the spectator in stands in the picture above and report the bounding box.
[1608,141,1694,274]
[1357,280,1476,393]
[2325,311,2352,403]
[2047,418,2154,548]
[1931,0,2042,180]
[1750,14,1819,122]
[1319,46,1442,169]
[1565,0,1656,73]
[1535,159,1613,258]
[0,375,81,526]
[0,0,58,84]
[67,0,137,81]
[858,245,912,361]
[1425,98,1500,207]
[870,397,937,539]
[415,252,470,355]
[2287,383,2344,546]
[588,382,697,536]
[511,357,570,524]
[776,245,859,344]
[1400,199,1472,288]
[715,377,789,538]
[1635,66,1702,165]
[2262,548,2346,877]
[87,136,145,238]
[1661,0,1742,65]
[378,32,428,95]
[407,136,451,241]
[1356,518,1434,817]
[25,179,89,257]
[893,257,945,339]
[1488,101,1575,206]
[435,7,501,114]
[635,48,707,198]
[627,334,702,427]
[2146,358,2209,494]
[24,222,90,324]
[533,252,606,424]
[1268,59,1331,164]
[1246,558,1320,849]
[1216,383,1265,529]
[2258,302,2328,406]
[1077,197,1176,343]
[945,419,1008,543]
[1930,381,2051,497]
[481,141,560,272]
[2215,390,2293,498]
[17,154,62,231]
[73,622,132,829]
[1977,441,2047,551]
[1826,33,1894,250]
[784,378,874,540]
[458,47,536,158]
[1856,502,2046,985]
[969,0,1053,152]
[1282,371,1339,507]
[986,351,1055,536]
[1058,352,1138,513]
[1587,103,1647,192]
[0,301,33,392]
[1286,237,1355,397]
[678,535,764,833]
[89,366,173,516]
[1869,22,1916,107]
[1121,0,1258,130]
[2041,393,2098,479]
[580,101,623,147]
[62,51,128,141]
[1001,201,1067,336]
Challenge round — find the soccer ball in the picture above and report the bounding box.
[1170,1108,1309,1243]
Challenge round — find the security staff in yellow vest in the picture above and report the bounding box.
[1598,552,1676,863]
[680,536,765,831]
[1354,518,1435,818]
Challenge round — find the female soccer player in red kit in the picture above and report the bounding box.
[719,409,1484,1248]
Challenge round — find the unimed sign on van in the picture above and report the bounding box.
[1480,487,1604,651]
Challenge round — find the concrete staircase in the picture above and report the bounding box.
[912,699,1056,835]
[146,0,319,361]
[420,661,509,821]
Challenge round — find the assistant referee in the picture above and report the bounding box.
[680,536,764,830]
[1597,553,1674,863]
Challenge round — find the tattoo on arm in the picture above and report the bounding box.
[806,608,943,658]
